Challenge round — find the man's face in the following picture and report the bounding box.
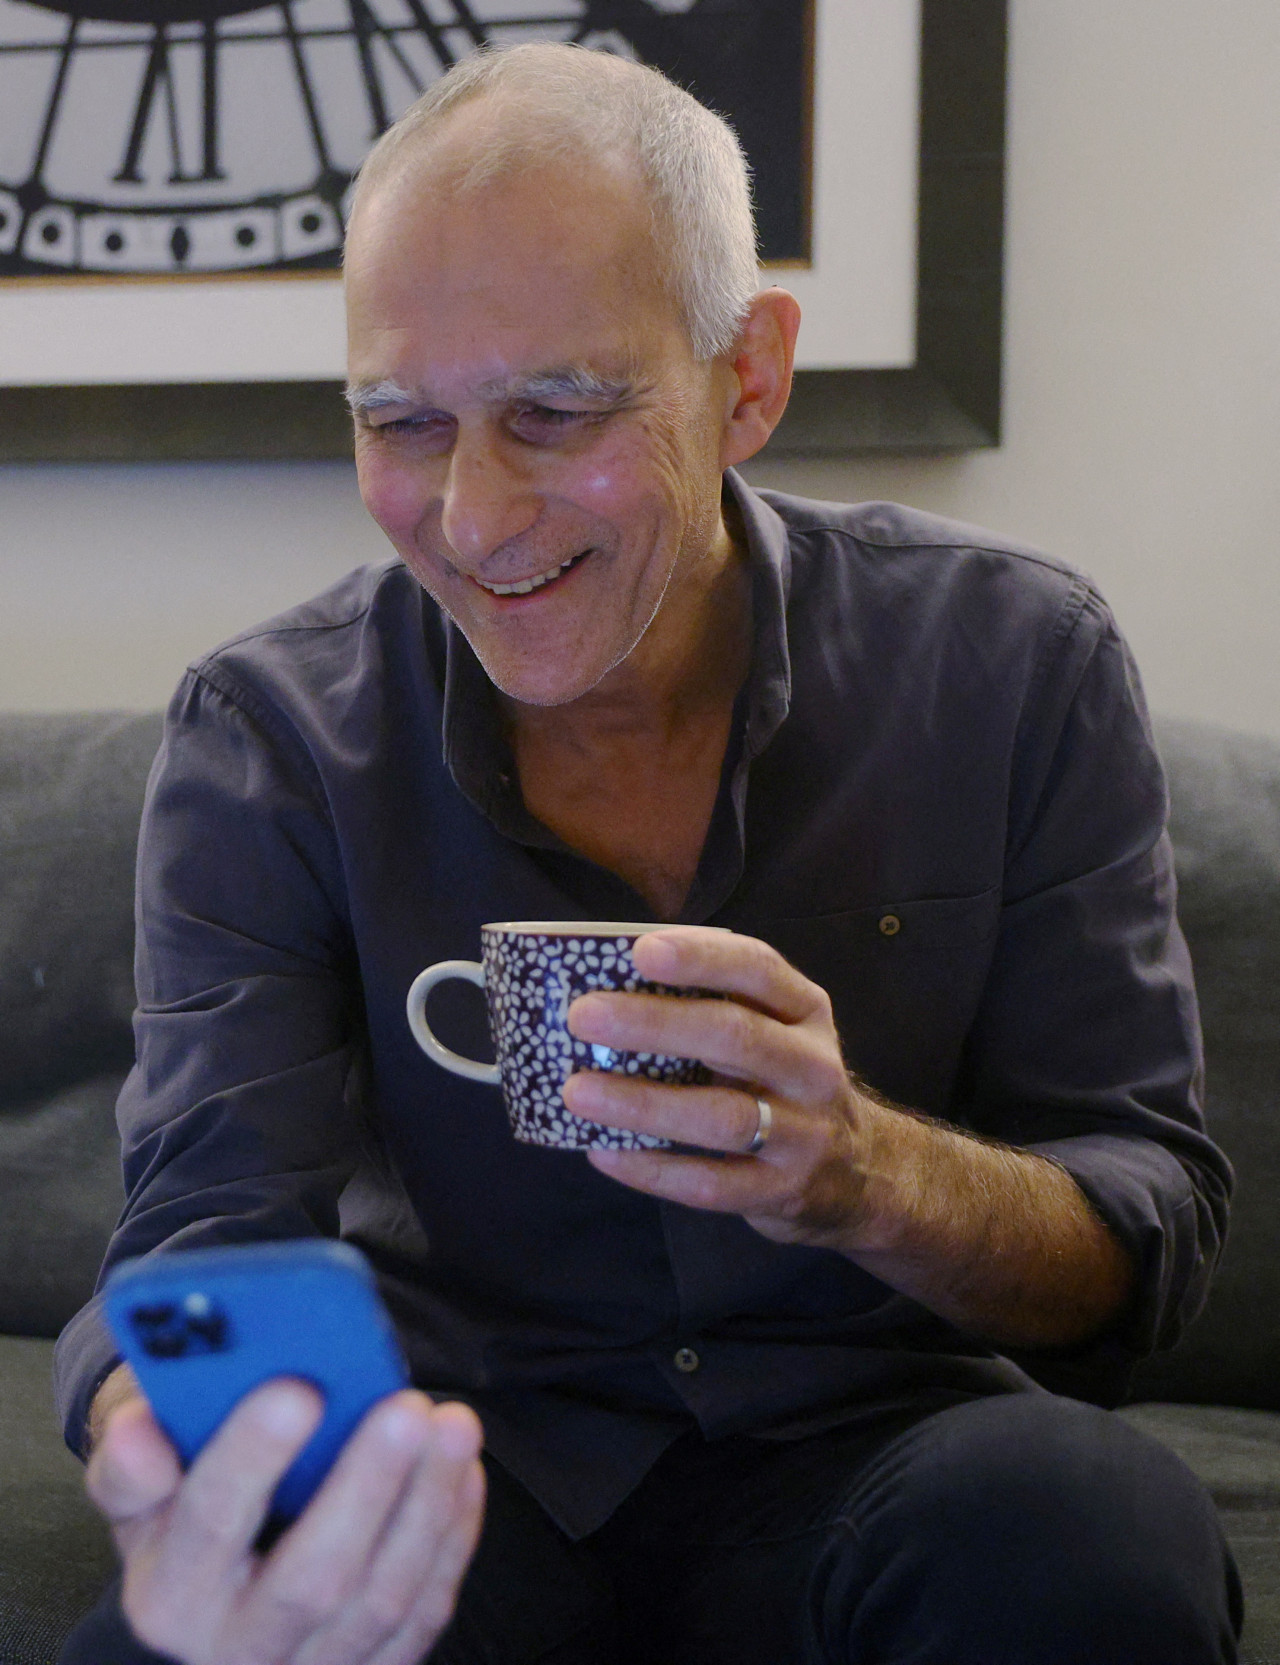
[345,144,736,708]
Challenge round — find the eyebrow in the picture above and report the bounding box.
[487,367,637,404]
[345,380,419,414]
[344,367,637,415]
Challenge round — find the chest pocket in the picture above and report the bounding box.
[756,889,1001,1117]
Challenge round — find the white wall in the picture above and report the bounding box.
[0,461,384,709]
[746,0,1280,739]
[2,0,1278,736]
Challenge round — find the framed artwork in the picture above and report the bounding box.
[0,0,812,278]
[0,0,1006,460]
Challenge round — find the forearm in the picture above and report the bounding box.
[836,1097,1135,1349]
[571,929,1143,1352]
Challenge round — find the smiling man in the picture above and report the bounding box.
[57,42,1239,1665]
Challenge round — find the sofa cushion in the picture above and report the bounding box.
[0,712,160,1102]
[1129,720,1280,1412]
[1121,1403,1280,1664]
[0,1075,126,1339]
[1120,1403,1280,1511]
[0,713,161,1337]
[0,1335,117,1662]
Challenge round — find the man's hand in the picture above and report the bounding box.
[563,926,1133,1350]
[85,1369,484,1665]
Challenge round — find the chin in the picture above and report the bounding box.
[482,661,606,709]
[470,633,630,708]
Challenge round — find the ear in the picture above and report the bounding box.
[718,288,802,470]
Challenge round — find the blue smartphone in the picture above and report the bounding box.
[103,1240,410,1528]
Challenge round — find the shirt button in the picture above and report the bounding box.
[878,913,901,938]
[673,1346,700,1373]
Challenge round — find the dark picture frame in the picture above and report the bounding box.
[0,0,1006,462]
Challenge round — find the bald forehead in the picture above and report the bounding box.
[353,59,654,198]
[354,90,647,232]
[344,104,695,383]
[349,156,656,302]
[346,142,669,324]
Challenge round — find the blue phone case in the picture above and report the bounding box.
[103,1240,409,1526]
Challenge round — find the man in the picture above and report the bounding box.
[58,42,1239,1665]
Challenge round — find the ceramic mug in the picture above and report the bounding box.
[406,921,711,1150]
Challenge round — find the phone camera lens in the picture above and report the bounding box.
[130,1295,231,1359]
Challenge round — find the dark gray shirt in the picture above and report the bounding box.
[55,473,1230,1538]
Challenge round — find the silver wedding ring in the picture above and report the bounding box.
[744,1096,772,1155]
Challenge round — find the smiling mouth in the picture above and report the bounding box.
[475,550,592,597]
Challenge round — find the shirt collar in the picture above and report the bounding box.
[440,466,794,831]
[723,466,792,762]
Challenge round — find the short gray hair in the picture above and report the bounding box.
[349,42,759,361]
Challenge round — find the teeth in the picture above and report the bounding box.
[479,554,585,596]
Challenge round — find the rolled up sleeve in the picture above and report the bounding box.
[54,670,365,1452]
[961,588,1231,1355]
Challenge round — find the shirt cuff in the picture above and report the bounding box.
[54,1292,122,1459]
[1027,1131,1211,1356]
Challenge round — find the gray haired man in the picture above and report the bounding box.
[60,43,1239,1665]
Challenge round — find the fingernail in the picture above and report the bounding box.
[568,993,612,1037]
[379,1402,428,1452]
[637,935,677,977]
[257,1386,318,1440]
[564,1071,603,1111]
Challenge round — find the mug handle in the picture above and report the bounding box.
[406,961,501,1085]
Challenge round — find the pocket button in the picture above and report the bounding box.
[878,914,902,938]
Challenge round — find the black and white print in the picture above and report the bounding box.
[0,0,810,278]
[482,927,710,1151]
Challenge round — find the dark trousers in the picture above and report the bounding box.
[61,1392,1242,1665]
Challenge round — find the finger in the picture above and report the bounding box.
[87,1395,183,1528]
[632,927,822,1023]
[245,1390,440,1661]
[151,1379,323,1592]
[587,1144,782,1216]
[563,1070,768,1155]
[361,1456,487,1665]
[291,1403,485,1665]
[568,989,834,1102]
[121,1380,323,1659]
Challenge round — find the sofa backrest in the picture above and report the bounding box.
[1128,718,1280,1410]
[0,712,162,1336]
[1,710,1276,1407]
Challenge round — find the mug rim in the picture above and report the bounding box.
[480,920,668,937]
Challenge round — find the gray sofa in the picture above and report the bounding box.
[1,710,1278,1663]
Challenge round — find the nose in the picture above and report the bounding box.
[439,422,541,567]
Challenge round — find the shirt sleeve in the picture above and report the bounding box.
[53,669,366,1453]
[958,582,1232,1360]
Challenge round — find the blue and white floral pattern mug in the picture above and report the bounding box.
[406,921,711,1150]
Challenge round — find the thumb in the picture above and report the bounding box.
[87,1395,182,1528]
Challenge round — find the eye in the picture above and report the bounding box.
[365,411,455,447]
[510,404,597,443]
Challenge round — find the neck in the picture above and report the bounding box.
[498,506,753,918]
